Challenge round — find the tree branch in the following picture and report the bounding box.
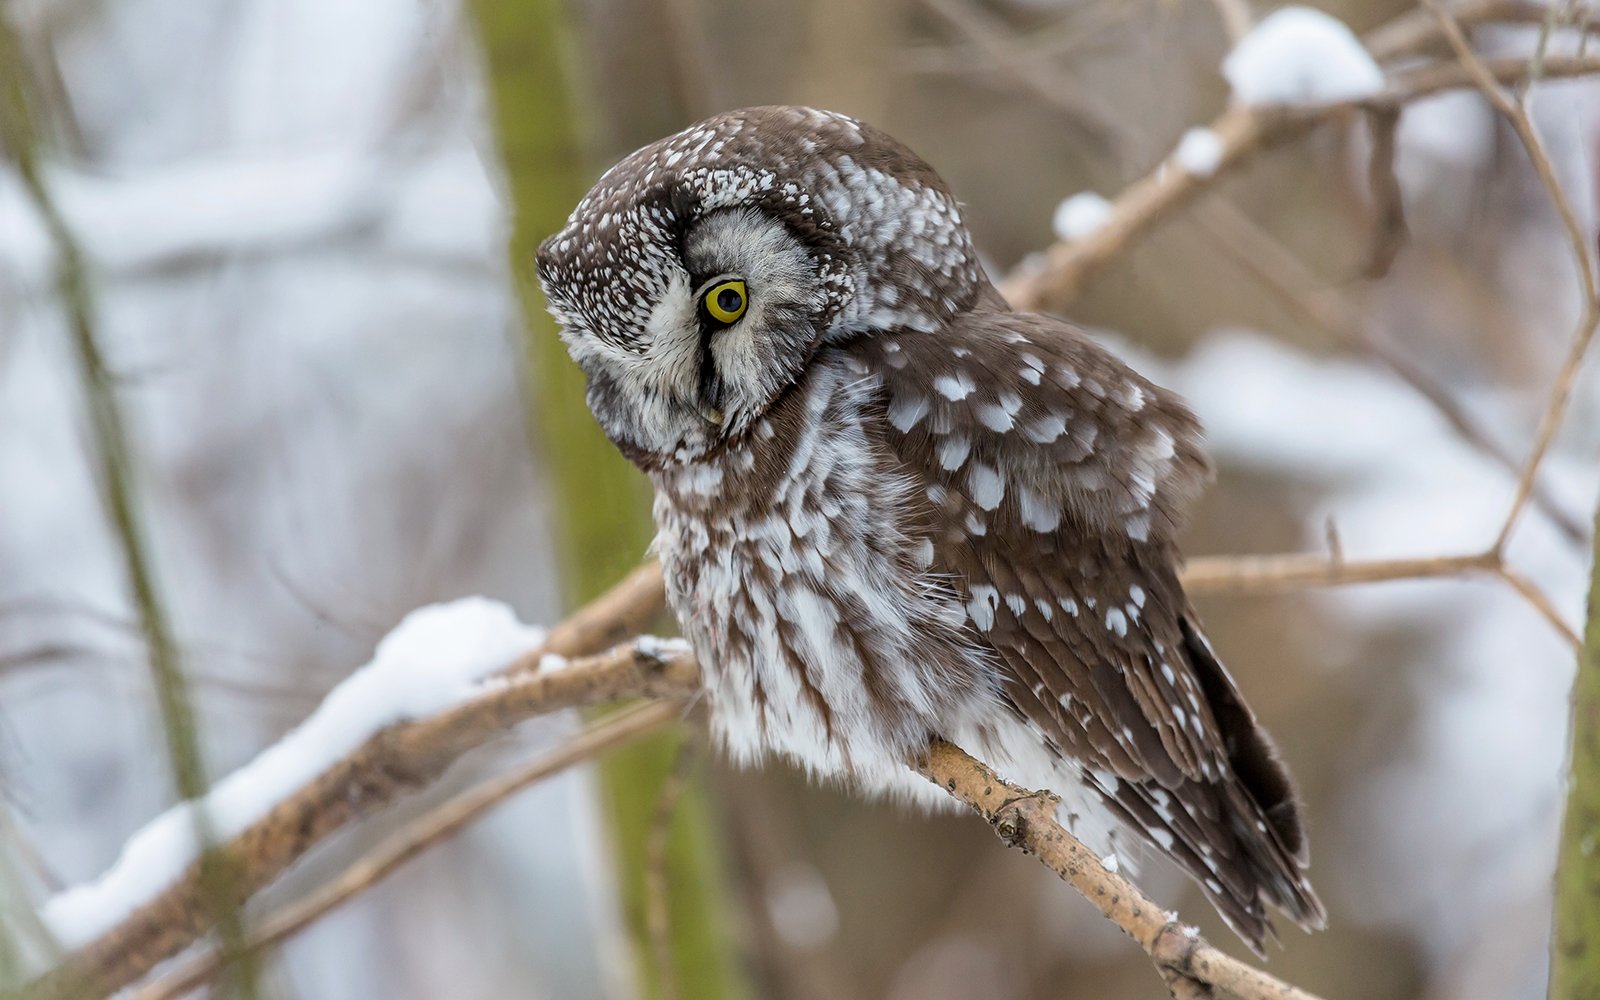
[130,701,682,1000]
[916,740,1326,1000]
[999,44,1600,313]
[15,568,688,1000]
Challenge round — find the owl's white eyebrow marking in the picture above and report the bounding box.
[966,461,1004,510]
[933,371,974,400]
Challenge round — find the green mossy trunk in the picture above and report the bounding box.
[1551,501,1600,1000]
[466,5,747,999]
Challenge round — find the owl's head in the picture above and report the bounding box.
[536,106,986,464]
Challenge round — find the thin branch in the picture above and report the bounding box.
[1495,565,1583,649]
[1187,550,1579,650]
[917,0,1131,151]
[1181,551,1498,594]
[915,739,1325,1000]
[1417,2,1600,555]
[131,701,682,1000]
[1190,199,1588,545]
[1365,0,1600,62]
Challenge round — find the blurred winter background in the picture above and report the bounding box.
[1,1,1597,998]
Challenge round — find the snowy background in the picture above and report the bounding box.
[3,1,1597,999]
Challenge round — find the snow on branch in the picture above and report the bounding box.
[42,599,548,950]
[18,567,687,1000]
[1222,7,1384,107]
[1000,5,1600,313]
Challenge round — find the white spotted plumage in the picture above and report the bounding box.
[537,105,1325,953]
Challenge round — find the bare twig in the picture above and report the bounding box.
[1496,565,1584,648]
[1417,1,1600,556]
[1362,106,1409,279]
[915,740,1325,1000]
[1182,551,1499,593]
[1190,199,1588,544]
[917,0,1131,150]
[1186,549,1580,650]
[132,701,682,1000]
[1366,0,1600,62]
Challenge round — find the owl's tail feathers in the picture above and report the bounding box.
[1098,615,1326,956]
[1179,614,1327,950]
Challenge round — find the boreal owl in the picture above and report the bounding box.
[536,105,1324,951]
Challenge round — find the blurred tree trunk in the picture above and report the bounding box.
[466,5,748,999]
[1551,501,1600,1000]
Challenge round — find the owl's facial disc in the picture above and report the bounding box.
[541,205,829,464]
[680,207,827,438]
[537,106,988,467]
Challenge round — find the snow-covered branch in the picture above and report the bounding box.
[18,568,688,1000]
[1000,5,1600,313]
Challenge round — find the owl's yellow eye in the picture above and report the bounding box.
[702,278,748,326]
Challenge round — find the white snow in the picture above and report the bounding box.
[1052,192,1114,242]
[40,598,546,949]
[634,635,693,661]
[1222,6,1385,106]
[1174,127,1225,177]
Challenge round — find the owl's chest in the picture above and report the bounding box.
[650,413,891,669]
[646,370,980,778]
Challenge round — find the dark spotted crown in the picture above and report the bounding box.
[535,105,988,351]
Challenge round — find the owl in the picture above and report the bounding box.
[536,106,1324,951]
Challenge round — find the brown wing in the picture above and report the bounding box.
[851,303,1325,951]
